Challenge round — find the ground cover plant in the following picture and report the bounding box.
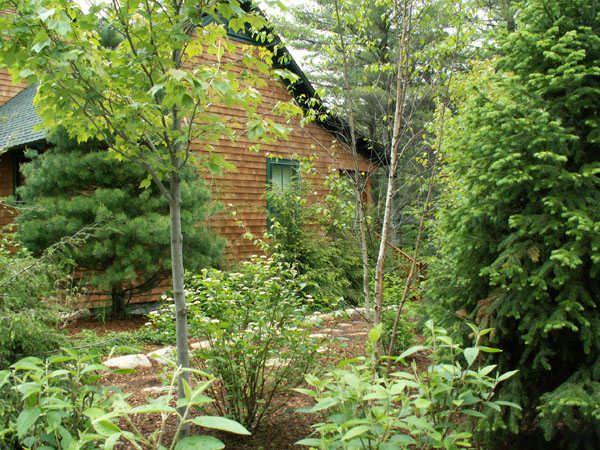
[0,351,251,449]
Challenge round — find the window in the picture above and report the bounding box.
[267,157,299,192]
[266,157,299,227]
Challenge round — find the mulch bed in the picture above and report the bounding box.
[64,315,149,335]
[70,312,403,449]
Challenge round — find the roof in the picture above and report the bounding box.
[0,84,45,149]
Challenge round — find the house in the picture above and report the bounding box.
[0,14,381,308]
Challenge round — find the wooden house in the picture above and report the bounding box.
[0,17,381,307]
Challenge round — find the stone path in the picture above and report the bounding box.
[102,308,370,370]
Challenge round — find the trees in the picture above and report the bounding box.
[0,0,295,426]
[426,0,600,446]
[17,129,222,316]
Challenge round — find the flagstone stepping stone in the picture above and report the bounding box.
[104,354,152,369]
[309,333,327,339]
[339,323,353,328]
[190,340,211,350]
[147,346,175,365]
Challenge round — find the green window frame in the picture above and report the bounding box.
[266,157,299,228]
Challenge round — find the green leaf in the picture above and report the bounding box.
[191,416,251,435]
[494,400,522,410]
[93,419,121,436]
[174,435,224,450]
[397,345,427,361]
[38,8,55,21]
[32,40,51,53]
[463,347,479,366]
[414,398,432,410]
[0,370,10,388]
[367,324,382,345]
[497,370,519,382]
[16,407,41,438]
[342,425,370,441]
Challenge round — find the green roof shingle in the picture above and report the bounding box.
[0,85,46,149]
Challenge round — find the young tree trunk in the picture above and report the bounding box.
[169,172,191,429]
[333,0,372,319]
[373,0,413,324]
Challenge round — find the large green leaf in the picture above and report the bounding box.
[174,435,225,450]
[16,407,41,439]
[191,416,251,435]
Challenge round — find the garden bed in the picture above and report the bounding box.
[75,311,373,449]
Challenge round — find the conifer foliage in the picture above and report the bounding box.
[17,129,223,315]
[426,0,600,447]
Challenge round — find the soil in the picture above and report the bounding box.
[65,315,149,335]
[69,311,419,449]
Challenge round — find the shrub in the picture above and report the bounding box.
[0,350,112,449]
[0,351,251,449]
[296,321,520,449]
[265,174,364,310]
[147,256,318,431]
[0,234,69,369]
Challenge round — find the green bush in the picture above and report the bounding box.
[147,256,318,431]
[0,350,112,449]
[265,174,364,310]
[0,234,68,369]
[0,351,252,449]
[296,321,520,449]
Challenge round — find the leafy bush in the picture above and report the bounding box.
[265,173,364,310]
[296,321,520,449]
[0,234,69,369]
[0,350,112,449]
[147,256,318,431]
[0,351,252,449]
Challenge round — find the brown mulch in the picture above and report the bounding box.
[71,311,423,449]
[64,315,149,335]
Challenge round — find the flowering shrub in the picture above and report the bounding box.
[147,256,318,431]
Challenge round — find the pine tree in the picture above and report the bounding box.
[426,0,600,447]
[17,129,223,315]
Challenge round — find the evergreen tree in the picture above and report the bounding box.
[426,1,600,447]
[17,129,223,315]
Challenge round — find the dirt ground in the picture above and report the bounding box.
[70,311,377,449]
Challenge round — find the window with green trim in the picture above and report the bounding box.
[266,157,299,227]
[267,158,298,192]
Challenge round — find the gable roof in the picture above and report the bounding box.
[0,84,45,149]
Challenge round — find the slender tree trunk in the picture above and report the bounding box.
[169,172,191,432]
[333,0,372,319]
[373,0,413,324]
